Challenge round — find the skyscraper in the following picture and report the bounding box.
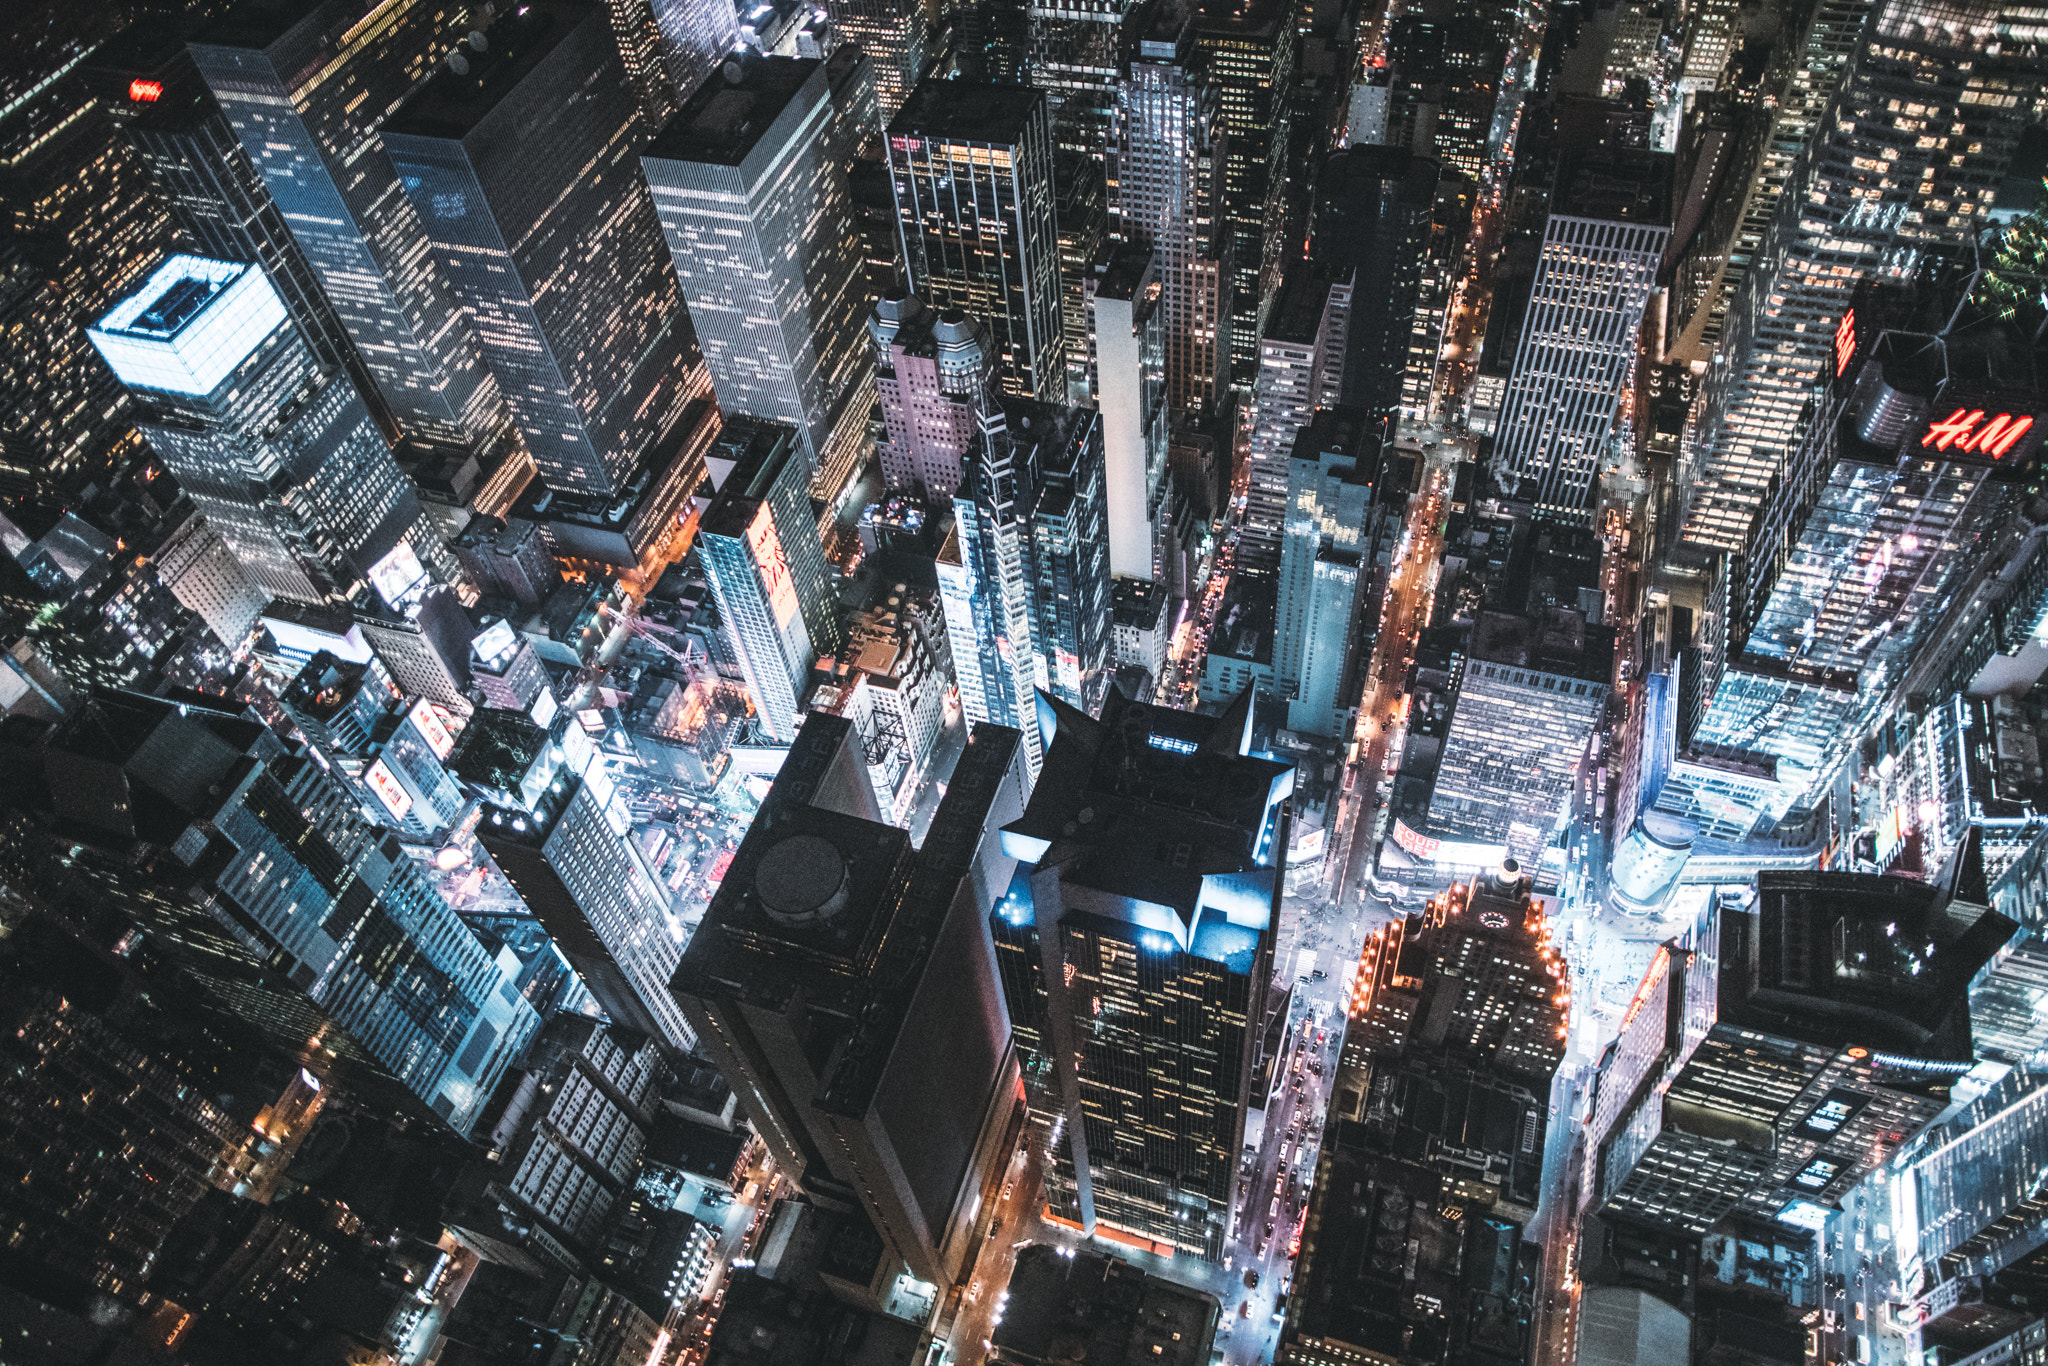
[1678,0,2043,551]
[478,756,697,1050]
[1240,262,1350,575]
[93,37,383,435]
[942,400,1112,774]
[1085,242,1169,582]
[87,256,447,608]
[1109,6,1232,412]
[642,50,877,500]
[993,688,1289,1261]
[1314,146,1438,427]
[890,79,1065,401]
[1026,0,1139,161]
[1488,145,1671,522]
[870,290,998,503]
[825,0,927,121]
[382,0,702,501]
[1688,270,2046,836]
[1191,0,1294,379]
[1426,601,1613,863]
[695,418,839,743]
[1274,409,1384,738]
[189,0,513,456]
[0,245,140,498]
[671,712,1031,1290]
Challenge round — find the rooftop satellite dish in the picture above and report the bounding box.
[468,30,489,50]
[447,51,471,74]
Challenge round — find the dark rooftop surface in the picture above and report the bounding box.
[888,78,1043,144]
[993,1243,1218,1366]
[385,0,594,141]
[645,54,819,168]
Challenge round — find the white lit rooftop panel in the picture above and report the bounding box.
[87,255,289,397]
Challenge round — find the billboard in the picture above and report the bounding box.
[363,757,413,822]
[745,507,800,630]
[408,698,454,760]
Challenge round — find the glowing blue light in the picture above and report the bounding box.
[1148,734,1197,755]
[1141,933,1178,955]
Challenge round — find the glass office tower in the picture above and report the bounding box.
[88,256,447,607]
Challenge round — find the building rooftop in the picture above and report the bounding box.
[1554,145,1673,225]
[888,78,1042,144]
[1263,259,1338,346]
[699,417,802,540]
[384,0,596,141]
[1002,690,1291,963]
[992,1243,1218,1366]
[1093,239,1154,304]
[645,53,820,168]
[673,714,915,1015]
[87,255,286,396]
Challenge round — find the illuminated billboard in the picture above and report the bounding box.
[745,507,800,630]
[363,757,413,823]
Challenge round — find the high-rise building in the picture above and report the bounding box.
[93,37,385,434]
[1677,0,2043,551]
[1599,874,2011,1237]
[1488,145,1671,522]
[1240,262,1350,575]
[0,53,176,501]
[1314,145,1439,428]
[26,690,540,1135]
[1426,602,1613,864]
[87,256,448,609]
[1085,242,1169,582]
[152,510,270,650]
[1275,409,1386,738]
[0,244,144,500]
[1191,0,1294,379]
[993,688,1290,1260]
[1109,6,1231,413]
[1026,0,1139,160]
[695,418,839,743]
[189,0,513,458]
[942,400,1112,774]
[671,712,1032,1290]
[382,0,702,501]
[1056,150,1110,404]
[1663,0,1872,373]
[825,0,927,121]
[889,79,1065,401]
[478,751,697,1050]
[1688,271,2046,835]
[643,50,876,500]
[870,290,998,503]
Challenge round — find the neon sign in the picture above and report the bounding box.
[1921,409,2036,458]
[1833,309,1855,376]
[129,79,163,103]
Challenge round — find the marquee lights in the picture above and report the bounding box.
[1921,408,2036,457]
[1834,309,1856,375]
[129,79,163,102]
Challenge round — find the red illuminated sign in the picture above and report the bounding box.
[1833,309,1856,376]
[128,79,163,103]
[1921,408,2036,458]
